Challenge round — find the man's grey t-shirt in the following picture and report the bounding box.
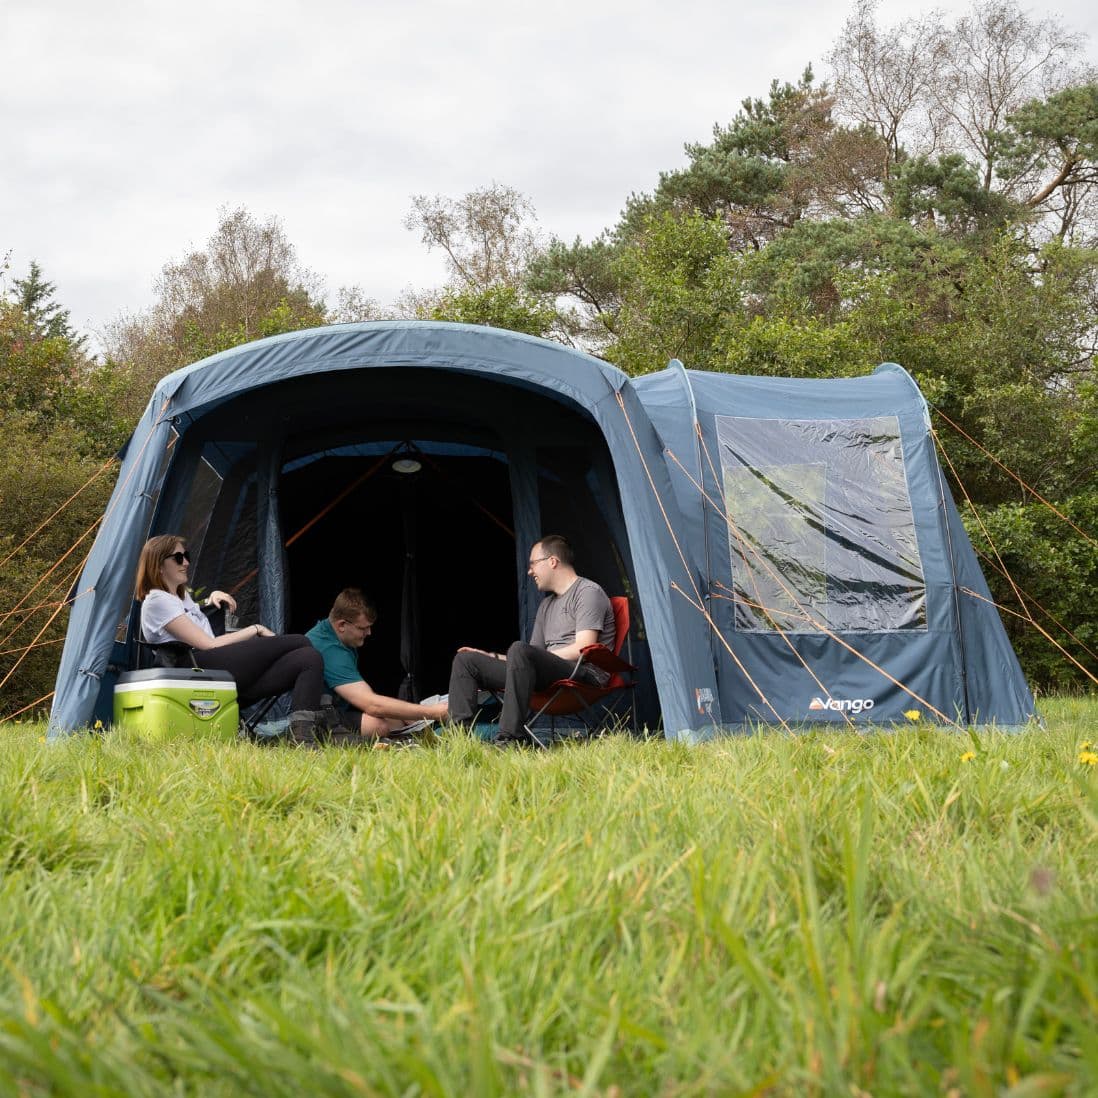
[529,577,615,683]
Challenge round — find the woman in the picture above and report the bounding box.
[135,534,339,741]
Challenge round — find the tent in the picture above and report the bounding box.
[49,321,1036,740]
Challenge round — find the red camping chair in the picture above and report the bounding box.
[523,595,637,745]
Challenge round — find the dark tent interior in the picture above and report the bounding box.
[282,451,518,700]
[155,366,653,720]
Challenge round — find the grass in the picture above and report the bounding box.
[0,696,1095,1096]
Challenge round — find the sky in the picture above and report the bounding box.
[3,0,1095,346]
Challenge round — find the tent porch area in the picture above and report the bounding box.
[142,365,653,717]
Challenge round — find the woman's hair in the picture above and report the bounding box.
[135,534,188,600]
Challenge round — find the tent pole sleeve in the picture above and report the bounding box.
[932,440,972,724]
[256,442,286,632]
[507,439,540,642]
[673,359,718,676]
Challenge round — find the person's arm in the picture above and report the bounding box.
[545,629,599,665]
[162,614,274,650]
[334,680,447,721]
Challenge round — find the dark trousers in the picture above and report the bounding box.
[448,641,580,737]
[198,634,324,712]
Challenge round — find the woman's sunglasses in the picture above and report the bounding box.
[166,550,192,565]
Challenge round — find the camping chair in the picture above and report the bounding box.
[132,607,282,738]
[522,595,637,747]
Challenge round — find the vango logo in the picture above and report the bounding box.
[809,696,875,715]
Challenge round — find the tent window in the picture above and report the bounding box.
[178,457,223,561]
[717,415,927,633]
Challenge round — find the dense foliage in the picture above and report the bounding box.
[0,263,130,719]
[0,211,330,719]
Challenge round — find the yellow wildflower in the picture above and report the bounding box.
[1079,751,1098,767]
[960,751,976,763]
[1080,741,1092,752]
[904,710,921,722]
[93,719,104,731]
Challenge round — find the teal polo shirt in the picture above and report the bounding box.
[305,618,363,699]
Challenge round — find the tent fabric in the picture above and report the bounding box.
[49,322,719,740]
[632,361,1035,730]
[49,323,1036,740]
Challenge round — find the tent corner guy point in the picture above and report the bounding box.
[49,321,1036,741]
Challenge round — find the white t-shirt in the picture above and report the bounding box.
[140,588,215,645]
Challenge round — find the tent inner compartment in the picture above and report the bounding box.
[281,451,517,700]
[159,366,653,719]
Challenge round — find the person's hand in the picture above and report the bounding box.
[206,590,238,612]
[458,645,487,655]
[252,624,275,638]
[423,702,448,721]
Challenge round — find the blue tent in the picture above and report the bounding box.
[49,322,1035,739]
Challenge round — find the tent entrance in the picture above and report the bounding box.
[160,365,653,722]
[281,449,517,701]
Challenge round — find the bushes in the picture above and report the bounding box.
[0,414,117,719]
[966,494,1098,691]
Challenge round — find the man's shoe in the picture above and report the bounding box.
[373,736,421,750]
[494,732,545,750]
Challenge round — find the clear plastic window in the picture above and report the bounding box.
[717,416,927,633]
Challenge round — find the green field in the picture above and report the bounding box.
[1,697,1096,1096]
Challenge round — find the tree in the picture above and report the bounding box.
[401,184,565,339]
[995,83,1098,240]
[937,0,1086,193]
[404,184,545,293]
[601,211,745,374]
[827,0,1092,219]
[0,264,130,456]
[104,206,328,401]
[826,0,949,175]
[631,69,870,249]
[0,265,124,720]
[12,260,85,345]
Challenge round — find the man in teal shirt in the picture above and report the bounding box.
[306,588,448,738]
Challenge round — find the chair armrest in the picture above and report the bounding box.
[578,644,636,675]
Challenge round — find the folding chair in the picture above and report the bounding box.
[523,595,637,746]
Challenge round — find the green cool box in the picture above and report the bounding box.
[113,668,240,741]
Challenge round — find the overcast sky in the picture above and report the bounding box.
[3,0,1095,346]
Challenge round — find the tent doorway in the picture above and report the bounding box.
[281,450,517,701]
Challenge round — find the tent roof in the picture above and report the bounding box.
[139,321,630,435]
[633,361,930,425]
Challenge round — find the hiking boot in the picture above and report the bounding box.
[289,710,322,745]
[318,697,347,735]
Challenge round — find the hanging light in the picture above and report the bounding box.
[392,442,423,475]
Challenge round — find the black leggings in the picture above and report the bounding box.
[198,634,324,712]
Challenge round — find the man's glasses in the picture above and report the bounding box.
[528,555,553,567]
[167,550,192,565]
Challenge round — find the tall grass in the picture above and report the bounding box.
[0,696,1095,1095]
